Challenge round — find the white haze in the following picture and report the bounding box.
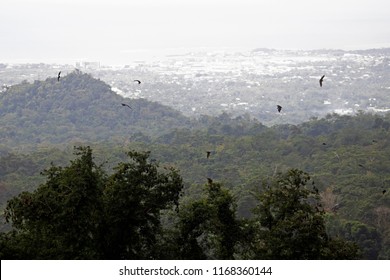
[1,0,390,65]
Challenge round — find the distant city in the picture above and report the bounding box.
[1,48,390,125]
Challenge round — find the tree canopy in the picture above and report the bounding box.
[0,147,183,259]
[0,147,360,260]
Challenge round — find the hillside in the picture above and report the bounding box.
[0,70,191,149]
[1,111,390,258]
[1,71,390,258]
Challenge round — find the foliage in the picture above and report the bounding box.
[102,150,183,259]
[250,169,360,259]
[325,216,381,259]
[2,146,105,259]
[173,181,241,259]
[0,146,361,259]
[0,71,190,148]
[0,147,184,259]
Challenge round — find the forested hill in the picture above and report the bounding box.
[0,70,190,148]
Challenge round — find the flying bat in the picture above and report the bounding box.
[206,151,211,159]
[134,80,141,84]
[319,75,325,87]
[277,105,282,113]
[57,71,61,81]
[121,103,132,109]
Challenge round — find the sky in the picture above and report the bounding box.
[1,0,390,65]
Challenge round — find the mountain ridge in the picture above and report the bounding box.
[0,71,191,148]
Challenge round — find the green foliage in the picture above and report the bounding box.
[0,147,184,259]
[250,170,360,259]
[325,216,381,259]
[0,149,362,259]
[0,71,190,148]
[102,150,183,259]
[173,181,241,259]
[2,146,106,259]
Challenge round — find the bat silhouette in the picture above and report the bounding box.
[121,103,132,109]
[319,75,325,87]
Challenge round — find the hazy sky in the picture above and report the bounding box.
[1,0,389,64]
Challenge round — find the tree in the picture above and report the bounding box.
[2,146,106,259]
[325,216,381,259]
[0,147,184,260]
[102,150,183,259]
[250,169,360,259]
[173,181,241,259]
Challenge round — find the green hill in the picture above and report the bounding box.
[0,70,191,149]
